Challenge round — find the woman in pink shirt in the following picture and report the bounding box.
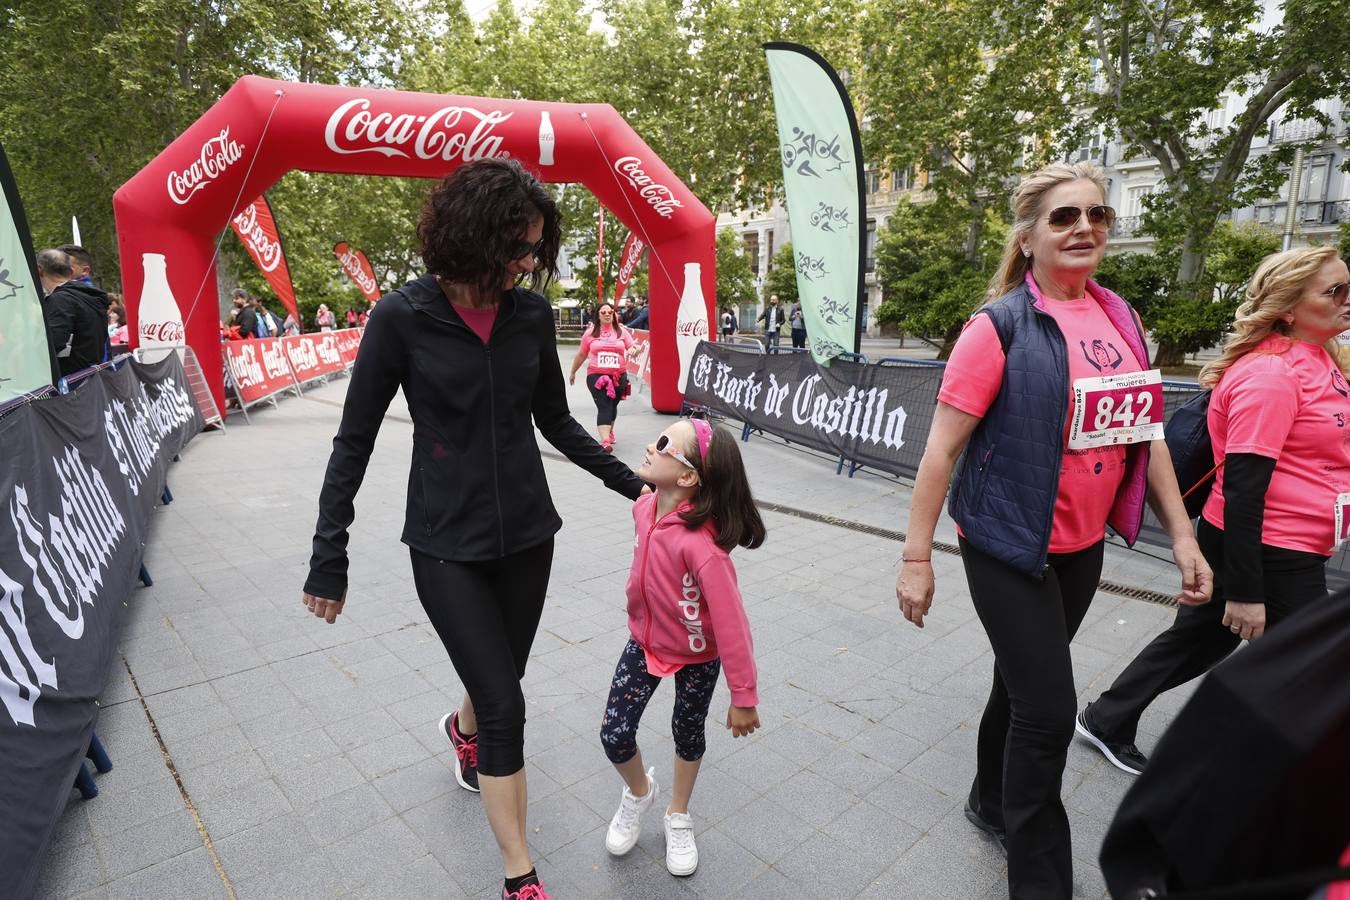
[1080,245,1350,775]
[896,162,1208,899]
[568,302,636,451]
[598,416,764,878]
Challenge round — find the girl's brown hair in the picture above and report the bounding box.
[679,420,766,552]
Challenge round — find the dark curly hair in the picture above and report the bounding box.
[418,158,562,293]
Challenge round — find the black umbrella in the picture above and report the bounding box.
[1101,587,1350,899]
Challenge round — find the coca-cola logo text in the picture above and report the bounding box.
[614,158,684,219]
[167,127,245,205]
[617,239,646,285]
[139,321,185,344]
[339,249,379,296]
[232,203,284,272]
[676,319,708,338]
[324,99,512,163]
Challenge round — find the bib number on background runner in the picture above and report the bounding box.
[1334,493,1350,553]
[596,350,623,369]
[1068,369,1165,449]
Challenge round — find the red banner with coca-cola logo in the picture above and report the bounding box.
[614,232,646,305]
[229,195,298,321]
[626,328,652,386]
[333,243,381,302]
[281,332,347,384]
[222,337,297,405]
[335,327,363,366]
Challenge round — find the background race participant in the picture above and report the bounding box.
[569,301,637,452]
[1078,245,1350,774]
[896,162,1211,900]
[301,159,645,900]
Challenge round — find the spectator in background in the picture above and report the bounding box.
[283,308,302,336]
[316,303,336,331]
[37,248,110,376]
[346,308,359,328]
[229,289,254,337]
[253,296,283,338]
[58,244,95,286]
[629,300,649,330]
[720,305,737,340]
[107,306,129,352]
[758,294,788,352]
[790,301,807,349]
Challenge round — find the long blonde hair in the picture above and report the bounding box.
[987,162,1110,300]
[1199,245,1349,388]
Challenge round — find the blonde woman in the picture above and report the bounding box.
[1078,246,1350,776]
[895,162,1210,899]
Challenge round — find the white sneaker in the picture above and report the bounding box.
[663,811,698,876]
[604,767,657,856]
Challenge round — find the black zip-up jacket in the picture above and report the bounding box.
[304,275,644,601]
[44,281,110,376]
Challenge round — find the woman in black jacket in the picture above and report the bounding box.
[301,159,644,900]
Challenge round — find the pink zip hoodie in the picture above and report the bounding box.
[626,492,758,707]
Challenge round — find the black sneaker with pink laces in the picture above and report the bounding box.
[502,877,550,898]
[439,710,480,792]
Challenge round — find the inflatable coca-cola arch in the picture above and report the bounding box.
[113,76,715,413]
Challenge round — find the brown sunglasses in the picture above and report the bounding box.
[1046,205,1116,231]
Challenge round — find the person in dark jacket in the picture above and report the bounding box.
[895,162,1209,900]
[301,159,643,900]
[37,248,110,376]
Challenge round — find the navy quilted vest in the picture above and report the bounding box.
[948,282,1151,577]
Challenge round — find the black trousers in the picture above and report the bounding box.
[1089,518,1329,745]
[586,373,622,426]
[962,536,1105,900]
[791,329,806,349]
[409,538,554,777]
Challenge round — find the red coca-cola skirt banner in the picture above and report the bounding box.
[229,194,298,321]
[114,76,715,414]
[222,337,298,405]
[281,332,346,384]
[333,242,381,302]
[614,232,646,304]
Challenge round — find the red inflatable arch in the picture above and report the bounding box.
[113,75,715,413]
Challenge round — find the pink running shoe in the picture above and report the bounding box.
[439,710,479,792]
[502,882,551,899]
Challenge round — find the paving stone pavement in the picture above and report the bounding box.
[31,352,1203,899]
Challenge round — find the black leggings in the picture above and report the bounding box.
[1089,518,1329,745]
[961,536,1105,900]
[586,373,622,426]
[409,538,554,777]
[599,638,722,764]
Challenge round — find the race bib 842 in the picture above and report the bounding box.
[1068,369,1165,450]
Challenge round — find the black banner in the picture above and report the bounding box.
[0,354,204,898]
[683,342,945,479]
[684,342,1350,588]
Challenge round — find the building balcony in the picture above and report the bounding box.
[1112,215,1143,238]
[1270,119,1331,144]
[1252,199,1346,226]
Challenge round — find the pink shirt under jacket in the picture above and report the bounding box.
[625,492,758,706]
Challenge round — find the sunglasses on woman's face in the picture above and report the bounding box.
[508,238,545,261]
[1045,205,1115,232]
[1321,282,1350,304]
[654,433,697,469]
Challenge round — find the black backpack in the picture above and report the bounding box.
[1164,389,1222,519]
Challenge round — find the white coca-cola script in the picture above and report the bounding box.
[232,203,283,272]
[167,127,245,205]
[617,239,646,284]
[676,318,708,338]
[339,249,378,295]
[139,320,185,344]
[614,157,684,219]
[324,99,512,162]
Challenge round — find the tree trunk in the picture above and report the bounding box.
[963,207,985,267]
[937,322,964,361]
[1153,340,1187,367]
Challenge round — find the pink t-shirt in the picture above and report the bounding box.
[452,303,496,344]
[940,284,1147,553]
[1201,335,1350,555]
[580,327,634,375]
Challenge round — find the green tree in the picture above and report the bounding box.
[714,227,758,308]
[1206,221,1281,307]
[1068,0,1350,363]
[872,198,1006,358]
[763,242,799,307]
[862,0,1084,272]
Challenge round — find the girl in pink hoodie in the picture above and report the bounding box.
[599,416,765,877]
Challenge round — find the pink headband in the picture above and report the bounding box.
[690,417,713,462]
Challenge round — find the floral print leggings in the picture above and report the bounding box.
[600,638,722,764]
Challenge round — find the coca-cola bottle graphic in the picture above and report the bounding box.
[675,262,708,392]
[538,111,555,166]
[137,252,186,362]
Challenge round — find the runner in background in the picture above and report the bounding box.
[895,162,1211,900]
[1078,245,1350,776]
[569,301,637,452]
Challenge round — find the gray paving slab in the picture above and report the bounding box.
[28,352,1203,898]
